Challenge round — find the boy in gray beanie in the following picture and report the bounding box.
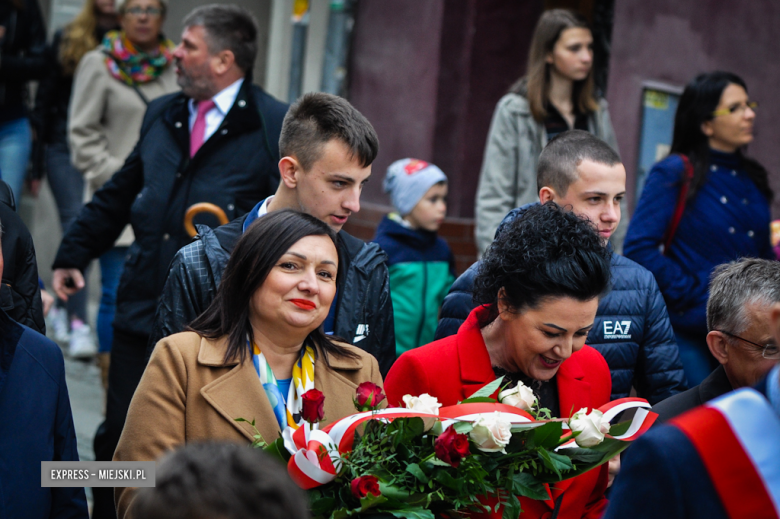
[373,158,455,355]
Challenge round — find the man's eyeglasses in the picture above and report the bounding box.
[711,101,758,118]
[715,330,780,359]
[125,6,163,17]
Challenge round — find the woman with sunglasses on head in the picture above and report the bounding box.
[475,8,622,256]
[624,71,774,387]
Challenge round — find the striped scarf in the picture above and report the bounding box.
[102,30,174,86]
[250,339,316,430]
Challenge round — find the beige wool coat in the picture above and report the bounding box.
[68,47,178,246]
[113,331,384,519]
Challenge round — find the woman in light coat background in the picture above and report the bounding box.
[67,0,177,366]
[474,9,622,254]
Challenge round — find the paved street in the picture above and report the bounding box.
[60,343,103,462]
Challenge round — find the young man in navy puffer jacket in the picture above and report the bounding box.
[438,130,687,405]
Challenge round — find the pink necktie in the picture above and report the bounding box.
[190,99,216,157]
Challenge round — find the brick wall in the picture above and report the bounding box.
[344,202,477,275]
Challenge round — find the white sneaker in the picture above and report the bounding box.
[47,306,71,342]
[69,323,97,359]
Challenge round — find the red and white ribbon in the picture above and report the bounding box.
[282,398,656,489]
[598,397,656,441]
[282,423,342,489]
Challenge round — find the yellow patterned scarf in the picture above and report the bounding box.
[250,339,316,430]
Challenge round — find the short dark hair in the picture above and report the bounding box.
[473,202,612,327]
[537,130,621,195]
[132,442,310,519]
[183,4,258,72]
[189,209,358,365]
[279,92,379,171]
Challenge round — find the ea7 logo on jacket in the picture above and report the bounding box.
[353,324,369,343]
[603,320,632,340]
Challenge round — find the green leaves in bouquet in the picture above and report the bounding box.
[263,437,291,464]
[461,376,504,403]
[388,509,435,519]
[309,490,338,518]
[234,417,268,449]
[405,463,429,485]
[502,494,522,519]
[386,417,426,450]
[530,421,563,450]
[307,401,631,518]
[607,420,632,437]
[537,450,573,478]
[534,436,631,484]
[510,472,549,501]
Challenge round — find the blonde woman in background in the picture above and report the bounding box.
[474,9,622,254]
[32,0,119,358]
[67,0,176,387]
[65,1,177,516]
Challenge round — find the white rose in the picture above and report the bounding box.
[403,393,442,431]
[569,408,611,447]
[469,412,513,453]
[402,393,442,414]
[498,382,536,411]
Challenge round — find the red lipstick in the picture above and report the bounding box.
[539,355,562,369]
[290,299,316,310]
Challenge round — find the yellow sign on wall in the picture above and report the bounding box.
[292,0,310,21]
[644,90,669,110]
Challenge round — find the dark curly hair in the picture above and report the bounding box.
[473,202,612,328]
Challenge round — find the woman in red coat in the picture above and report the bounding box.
[386,202,614,519]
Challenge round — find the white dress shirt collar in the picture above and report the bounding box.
[187,77,245,138]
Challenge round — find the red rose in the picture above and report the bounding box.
[355,382,386,411]
[350,475,381,499]
[301,389,325,423]
[434,425,471,468]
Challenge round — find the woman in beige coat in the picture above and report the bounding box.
[67,0,177,365]
[114,210,384,519]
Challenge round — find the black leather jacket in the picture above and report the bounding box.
[0,180,44,333]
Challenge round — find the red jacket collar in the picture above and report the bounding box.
[456,306,596,506]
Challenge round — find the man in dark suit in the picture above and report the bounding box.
[50,6,288,518]
[653,258,780,423]
[604,286,780,519]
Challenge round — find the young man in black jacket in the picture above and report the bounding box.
[51,6,287,518]
[150,91,396,376]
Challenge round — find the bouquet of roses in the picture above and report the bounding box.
[240,378,655,519]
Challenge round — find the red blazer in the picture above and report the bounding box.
[385,306,612,519]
